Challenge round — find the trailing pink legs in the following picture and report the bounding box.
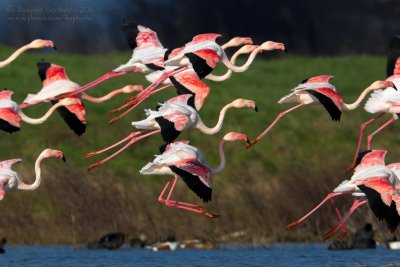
[158,176,219,218]
[285,192,345,230]
[324,197,368,240]
[247,103,305,149]
[85,130,160,171]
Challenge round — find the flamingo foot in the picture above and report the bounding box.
[87,161,104,171]
[324,225,340,240]
[84,152,98,159]
[285,221,300,230]
[338,228,347,240]
[203,212,220,219]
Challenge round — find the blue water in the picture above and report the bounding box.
[0,243,399,267]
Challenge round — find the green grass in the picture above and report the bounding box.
[0,46,397,244]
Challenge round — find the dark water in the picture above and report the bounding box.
[0,243,399,267]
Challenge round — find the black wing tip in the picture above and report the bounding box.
[0,119,20,133]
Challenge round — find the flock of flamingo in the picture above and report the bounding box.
[1,18,400,240]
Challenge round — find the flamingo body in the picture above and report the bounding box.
[0,90,20,133]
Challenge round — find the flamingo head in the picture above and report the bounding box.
[224,37,253,48]
[231,99,258,112]
[370,80,397,91]
[28,39,56,50]
[223,132,250,144]
[40,149,66,162]
[301,75,335,84]
[259,41,286,53]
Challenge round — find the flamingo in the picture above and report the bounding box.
[0,39,56,68]
[0,90,80,133]
[325,159,400,240]
[286,150,395,239]
[0,148,65,200]
[346,35,400,171]
[109,41,284,123]
[85,94,257,170]
[21,61,142,135]
[139,132,250,218]
[247,76,395,148]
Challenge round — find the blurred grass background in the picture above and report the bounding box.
[0,46,398,245]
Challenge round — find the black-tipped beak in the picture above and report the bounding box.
[393,84,397,91]
[246,138,250,144]
[62,155,66,162]
[254,105,258,112]
[53,44,57,50]
[284,48,288,54]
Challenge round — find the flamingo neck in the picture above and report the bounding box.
[220,46,263,73]
[206,47,244,81]
[18,101,65,124]
[210,139,227,174]
[0,45,29,68]
[81,89,124,103]
[195,103,232,134]
[17,153,45,190]
[343,86,377,110]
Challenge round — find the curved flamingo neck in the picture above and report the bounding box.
[195,103,233,134]
[81,89,124,103]
[0,45,29,68]
[18,101,65,124]
[17,153,45,190]
[220,46,263,73]
[210,139,227,174]
[206,48,246,81]
[343,86,379,110]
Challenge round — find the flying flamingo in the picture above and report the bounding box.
[108,41,285,123]
[85,94,257,170]
[20,61,142,135]
[0,90,80,133]
[0,39,56,68]
[286,150,395,239]
[247,76,395,148]
[0,148,65,200]
[346,35,400,171]
[324,159,400,240]
[139,132,250,218]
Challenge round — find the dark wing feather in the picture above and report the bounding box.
[169,76,196,109]
[51,100,86,136]
[154,116,181,143]
[0,118,19,133]
[387,34,400,77]
[121,19,139,50]
[169,165,212,203]
[184,53,213,79]
[306,89,342,121]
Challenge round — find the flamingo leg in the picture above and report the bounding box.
[324,197,368,240]
[108,67,188,121]
[108,84,173,125]
[70,69,142,96]
[247,103,305,149]
[367,117,397,150]
[159,176,218,218]
[346,113,385,172]
[285,192,344,230]
[87,129,160,171]
[85,131,144,158]
[329,198,346,234]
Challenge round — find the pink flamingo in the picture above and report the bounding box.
[247,76,395,148]
[85,94,257,170]
[325,160,400,240]
[346,35,400,171]
[0,39,55,68]
[109,41,284,123]
[0,148,65,200]
[139,132,249,218]
[21,61,142,135]
[286,150,394,239]
[0,90,80,133]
